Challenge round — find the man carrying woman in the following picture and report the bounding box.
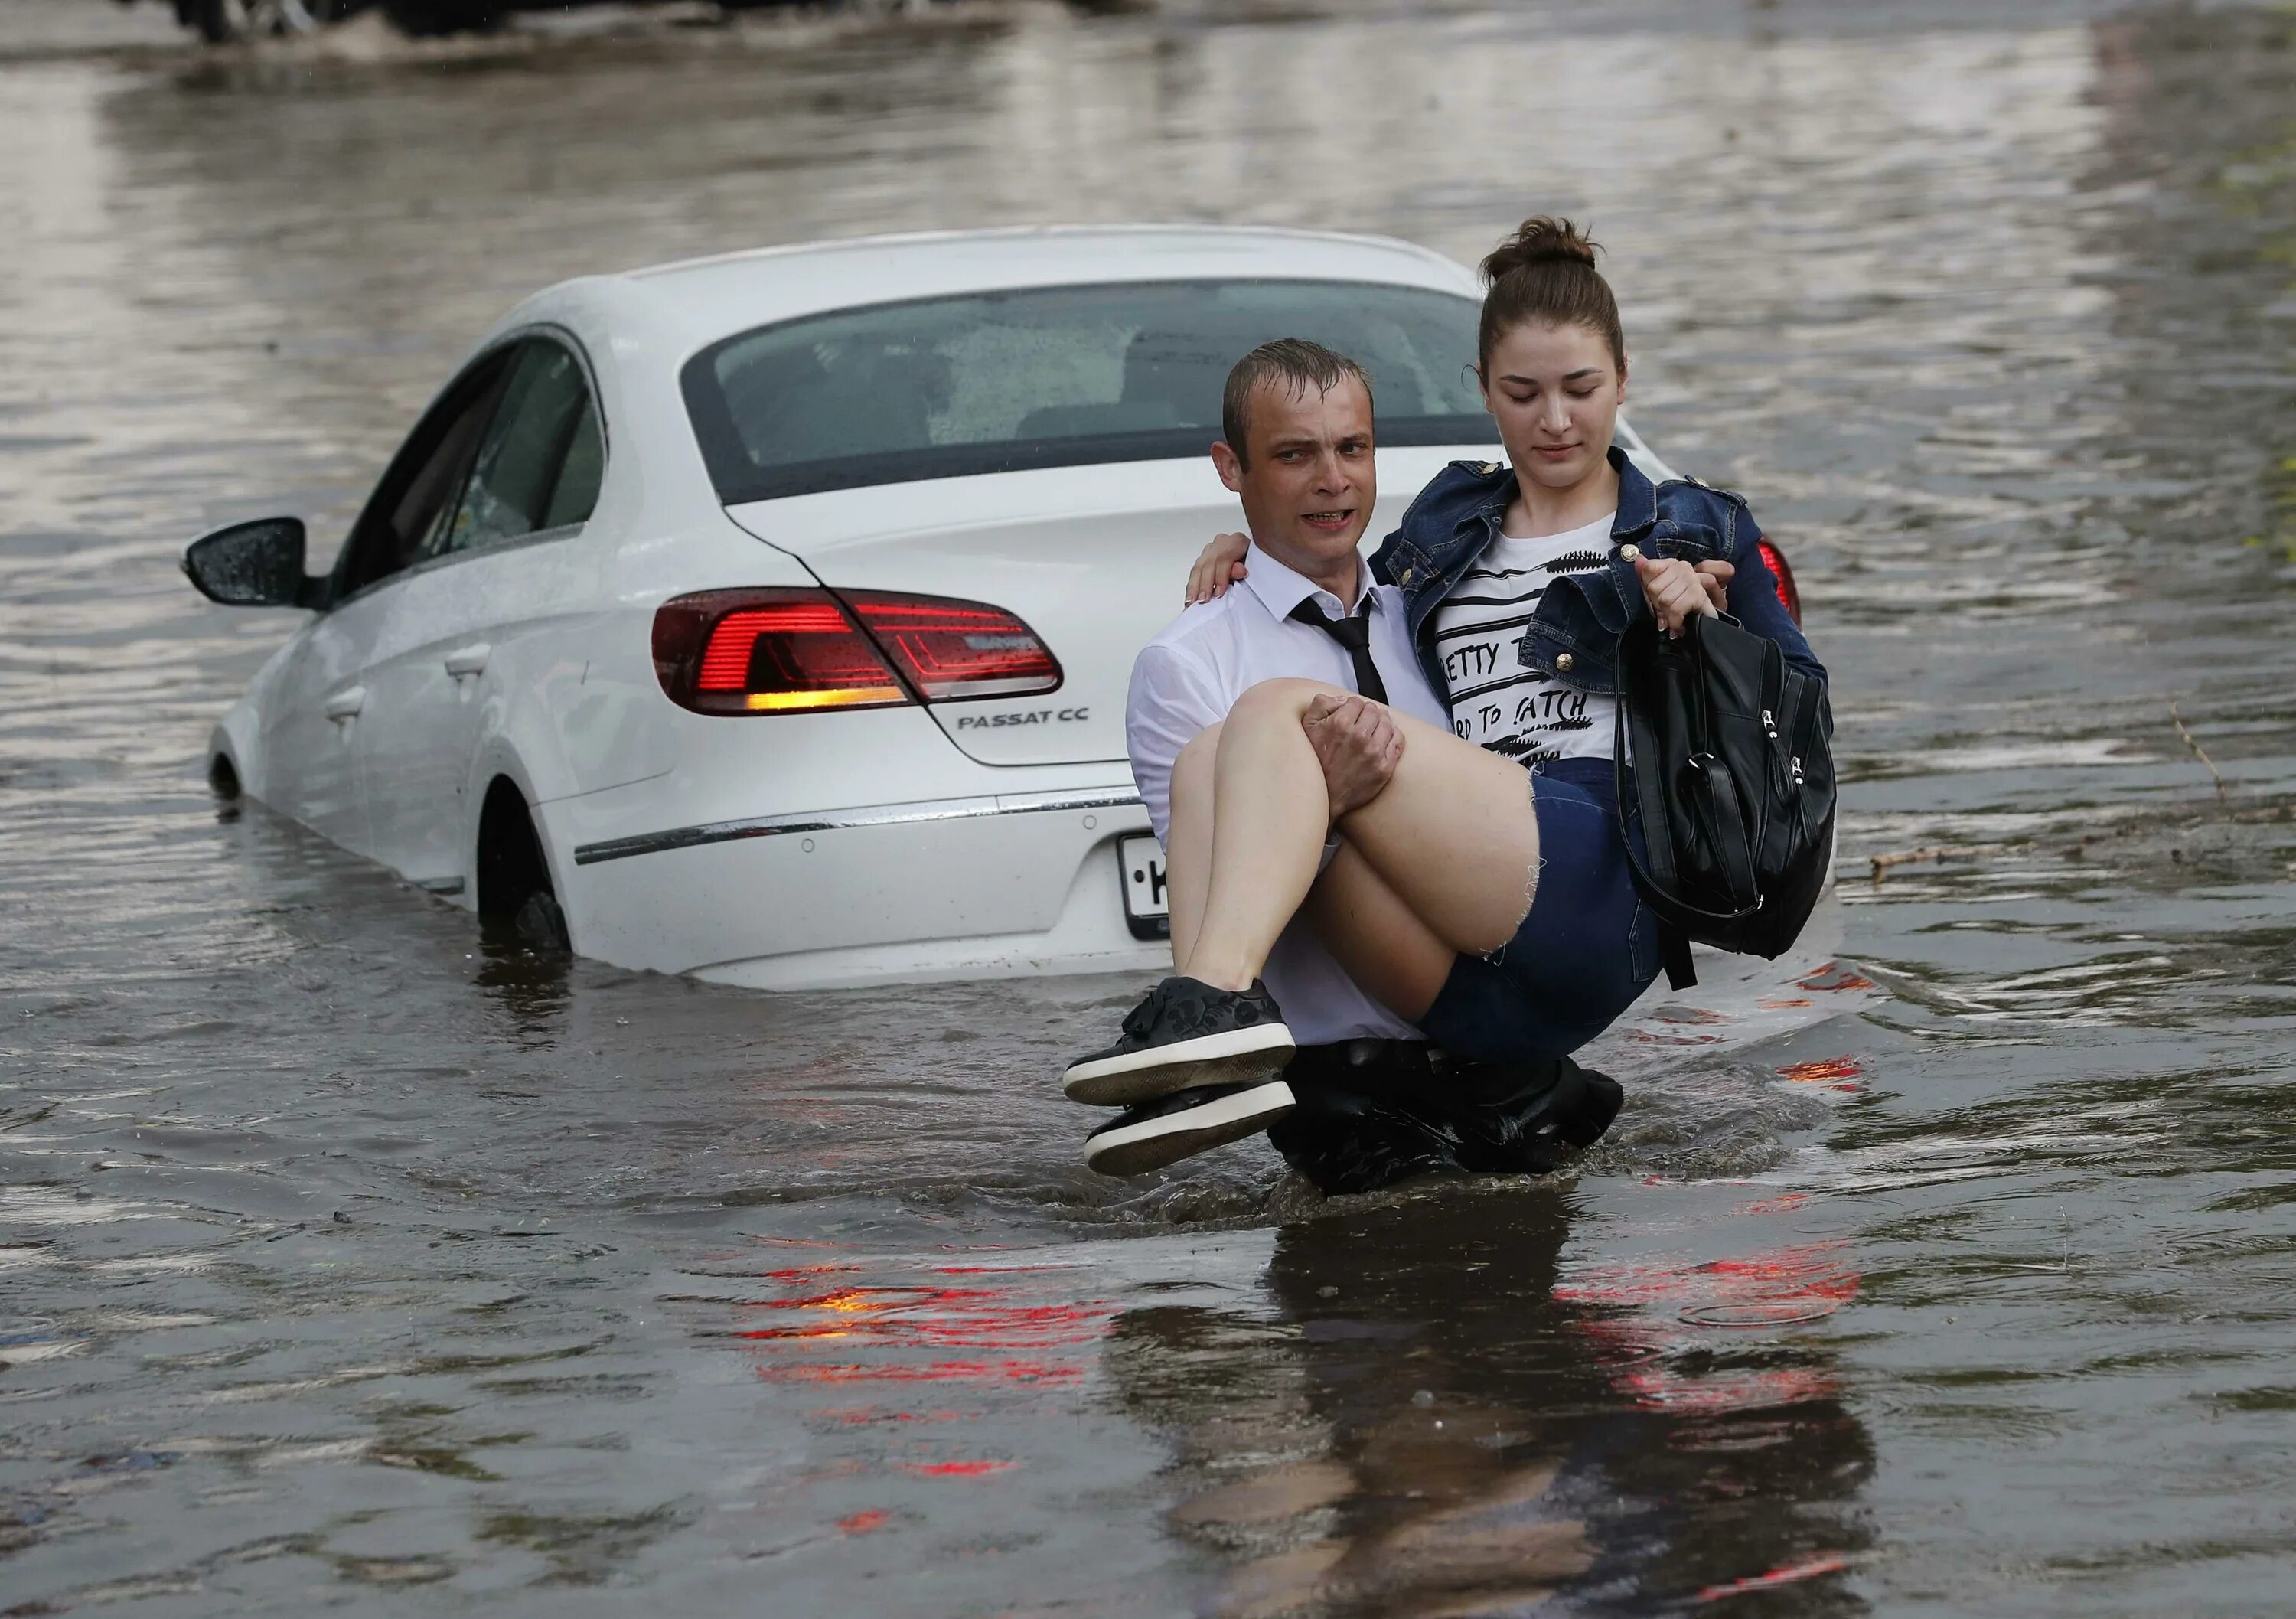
[1066,217,1825,1188]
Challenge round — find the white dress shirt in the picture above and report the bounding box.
[1126,543,1456,1044]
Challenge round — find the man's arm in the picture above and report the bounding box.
[1126,641,1227,848]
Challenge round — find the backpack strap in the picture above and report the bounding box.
[1686,751,1761,913]
[1619,638,1700,991]
[1660,922,1697,991]
[1613,621,1767,932]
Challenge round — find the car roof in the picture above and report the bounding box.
[556,226,1482,357]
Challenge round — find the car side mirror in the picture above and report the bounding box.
[183,517,324,609]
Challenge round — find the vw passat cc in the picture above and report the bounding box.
[184,227,1724,990]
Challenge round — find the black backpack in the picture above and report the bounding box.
[1613,612,1835,990]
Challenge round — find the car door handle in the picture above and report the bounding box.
[325,686,366,721]
[444,644,491,679]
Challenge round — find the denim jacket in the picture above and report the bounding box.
[1369,446,1826,712]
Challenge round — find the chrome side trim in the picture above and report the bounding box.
[572,786,1143,867]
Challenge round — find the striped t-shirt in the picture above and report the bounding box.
[1433,511,1618,765]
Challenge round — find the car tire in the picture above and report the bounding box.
[476,778,569,953]
[513,889,570,953]
[207,753,245,823]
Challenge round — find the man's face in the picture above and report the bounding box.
[1212,376,1377,580]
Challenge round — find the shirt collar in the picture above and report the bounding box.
[1240,542,1379,622]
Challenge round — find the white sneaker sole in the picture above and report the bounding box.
[1062,1021,1296,1106]
[1083,1080,1296,1178]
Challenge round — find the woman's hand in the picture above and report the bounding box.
[1186,532,1251,604]
[1636,554,1731,636]
[1301,693,1403,819]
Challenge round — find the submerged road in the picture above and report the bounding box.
[2,2,2294,1612]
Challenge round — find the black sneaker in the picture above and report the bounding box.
[1061,976,1295,1106]
[1083,1079,1296,1178]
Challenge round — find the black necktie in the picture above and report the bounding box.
[1288,599,1388,704]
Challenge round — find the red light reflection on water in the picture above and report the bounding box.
[1778,1056,1864,1091]
[702,1252,1104,1516]
[1559,1247,1855,1314]
[1696,1554,1851,1601]
[896,1459,1017,1479]
[1557,1245,1859,1415]
[762,1357,1083,1386]
[736,1286,1107,1350]
[1613,1363,1838,1413]
[1737,1192,1809,1216]
[730,1260,1114,1395]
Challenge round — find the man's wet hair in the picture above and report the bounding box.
[1220,338,1374,470]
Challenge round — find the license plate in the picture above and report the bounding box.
[1119,834,1169,939]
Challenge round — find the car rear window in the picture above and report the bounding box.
[682,279,1494,504]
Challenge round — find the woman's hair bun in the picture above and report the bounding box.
[1474,214,1623,369]
[1482,216,1600,282]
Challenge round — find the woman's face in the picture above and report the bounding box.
[1479,320,1625,495]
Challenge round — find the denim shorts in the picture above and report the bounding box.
[1414,756,1660,1062]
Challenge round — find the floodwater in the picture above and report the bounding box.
[3,0,2294,1612]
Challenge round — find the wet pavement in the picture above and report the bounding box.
[3,1,2295,1613]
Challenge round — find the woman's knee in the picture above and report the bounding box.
[1229,677,1342,724]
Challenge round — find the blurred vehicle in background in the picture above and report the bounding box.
[181,226,1788,990]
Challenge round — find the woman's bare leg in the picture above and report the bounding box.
[1175,724,1454,1018]
[1178,690,1333,990]
[1183,678,1541,994]
[1165,724,1221,972]
[1300,843,1459,1022]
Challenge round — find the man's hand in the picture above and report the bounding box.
[1186,531,1251,604]
[1303,692,1403,819]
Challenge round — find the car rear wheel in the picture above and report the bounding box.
[207,753,244,824]
[476,778,570,952]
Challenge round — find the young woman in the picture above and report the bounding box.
[1062,217,1825,1117]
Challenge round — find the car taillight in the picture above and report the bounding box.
[845,592,1062,701]
[651,588,1061,716]
[654,589,906,714]
[1756,537,1802,626]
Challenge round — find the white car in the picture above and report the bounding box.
[188,227,1782,991]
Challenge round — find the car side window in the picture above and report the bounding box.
[335,351,516,600]
[543,397,604,532]
[431,340,602,557]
